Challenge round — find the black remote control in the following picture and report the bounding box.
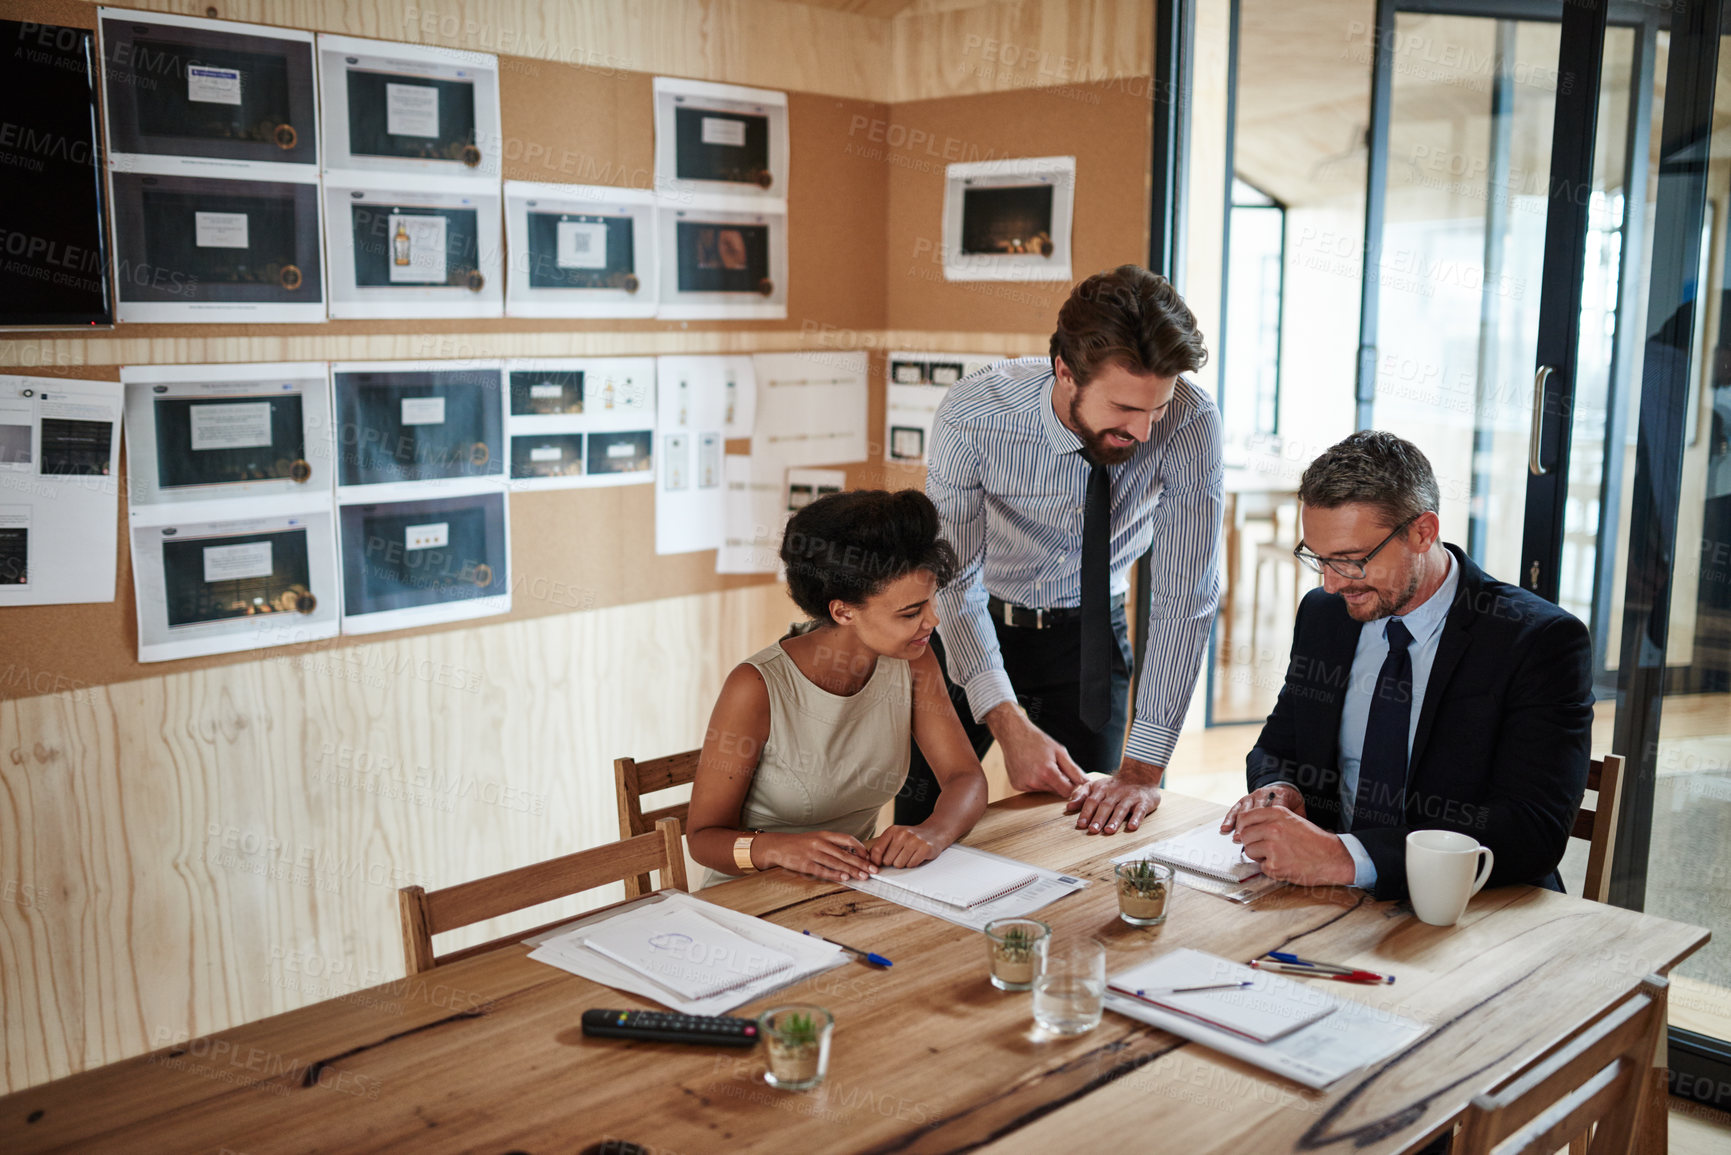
[580,1008,760,1046]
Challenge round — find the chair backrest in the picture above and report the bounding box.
[1572,755,1624,904]
[1454,974,1667,1155]
[397,817,688,975]
[615,750,701,898]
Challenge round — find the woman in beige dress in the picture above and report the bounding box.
[687,490,989,884]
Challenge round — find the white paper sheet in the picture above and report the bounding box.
[385,82,440,138]
[942,155,1076,283]
[388,214,448,283]
[716,454,784,575]
[0,376,122,607]
[504,358,655,492]
[187,65,242,106]
[130,501,341,661]
[317,32,502,182]
[525,890,847,1016]
[655,356,752,554]
[750,351,867,469]
[194,211,249,249]
[652,76,789,201]
[884,351,1001,465]
[843,845,1089,932]
[556,220,609,269]
[122,362,334,511]
[503,182,659,319]
[324,176,504,320]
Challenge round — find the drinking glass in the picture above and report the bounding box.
[1033,938,1106,1035]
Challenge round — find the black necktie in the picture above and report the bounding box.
[1078,459,1112,732]
[1353,618,1414,830]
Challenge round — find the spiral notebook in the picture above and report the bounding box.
[1112,822,1263,883]
[868,845,1039,909]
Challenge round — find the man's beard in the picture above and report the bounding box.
[1339,564,1423,622]
[1068,391,1138,465]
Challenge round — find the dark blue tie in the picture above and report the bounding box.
[1353,618,1413,831]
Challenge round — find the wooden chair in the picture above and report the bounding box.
[615,749,701,897]
[397,817,687,975]
[1454,974,1669,1155]
[1574,755,1624,905]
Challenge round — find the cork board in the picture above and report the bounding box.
[0,0,1148,698]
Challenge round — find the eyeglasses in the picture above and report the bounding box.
[1292,514,1420,580]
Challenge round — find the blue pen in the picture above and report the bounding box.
[803,929,893,968]
[1266,951,1392,981]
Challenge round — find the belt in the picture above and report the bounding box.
[988,594,1125,629]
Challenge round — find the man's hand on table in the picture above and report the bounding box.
[1228,805,1355,887]
[1064,755,1163,835]
[985,702,1089,797]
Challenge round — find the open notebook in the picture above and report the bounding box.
[869,845,1039,909]
[1113,822,1263,883]
[580,904,795,1001]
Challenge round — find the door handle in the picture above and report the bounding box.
[1528,365,1554,476]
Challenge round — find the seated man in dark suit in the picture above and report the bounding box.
[1221,431,1593,900]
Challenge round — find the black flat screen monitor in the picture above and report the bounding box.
[0,20,112,327]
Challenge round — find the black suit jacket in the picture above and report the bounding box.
[1246,545,1594,902]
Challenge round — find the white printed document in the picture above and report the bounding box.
[527,890,847,1015]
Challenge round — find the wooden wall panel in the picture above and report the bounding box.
[890,0,1152,103]
[0,582,800,1091]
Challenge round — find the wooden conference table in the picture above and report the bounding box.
[0,792,1709,1154]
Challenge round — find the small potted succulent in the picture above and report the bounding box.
[759,1004,833,1091]
[983,918,1050,991]
[1115,860,1173,926]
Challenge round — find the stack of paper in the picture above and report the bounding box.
[580,905,795,1001]
[527,891,847,1014]
[870,846,1039,909]
[1103,949,1429,1089]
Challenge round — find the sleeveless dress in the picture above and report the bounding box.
[703,640,912,887]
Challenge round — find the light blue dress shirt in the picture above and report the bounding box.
[926,358,1223,768]
[1330,552,1459,887]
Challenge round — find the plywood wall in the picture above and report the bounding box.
[0,0,1156,1094]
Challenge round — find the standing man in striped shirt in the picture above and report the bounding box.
[897,265,1221,837]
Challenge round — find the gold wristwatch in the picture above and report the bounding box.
[733,832,760,872]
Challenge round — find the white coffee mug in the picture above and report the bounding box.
[1405,830,1495,926]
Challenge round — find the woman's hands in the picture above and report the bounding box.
[866,824,949,869]
[754,830,879,882]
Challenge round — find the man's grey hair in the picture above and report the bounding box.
[1298,431,1440,529]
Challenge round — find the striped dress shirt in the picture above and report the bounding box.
[926,356,1224,769]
